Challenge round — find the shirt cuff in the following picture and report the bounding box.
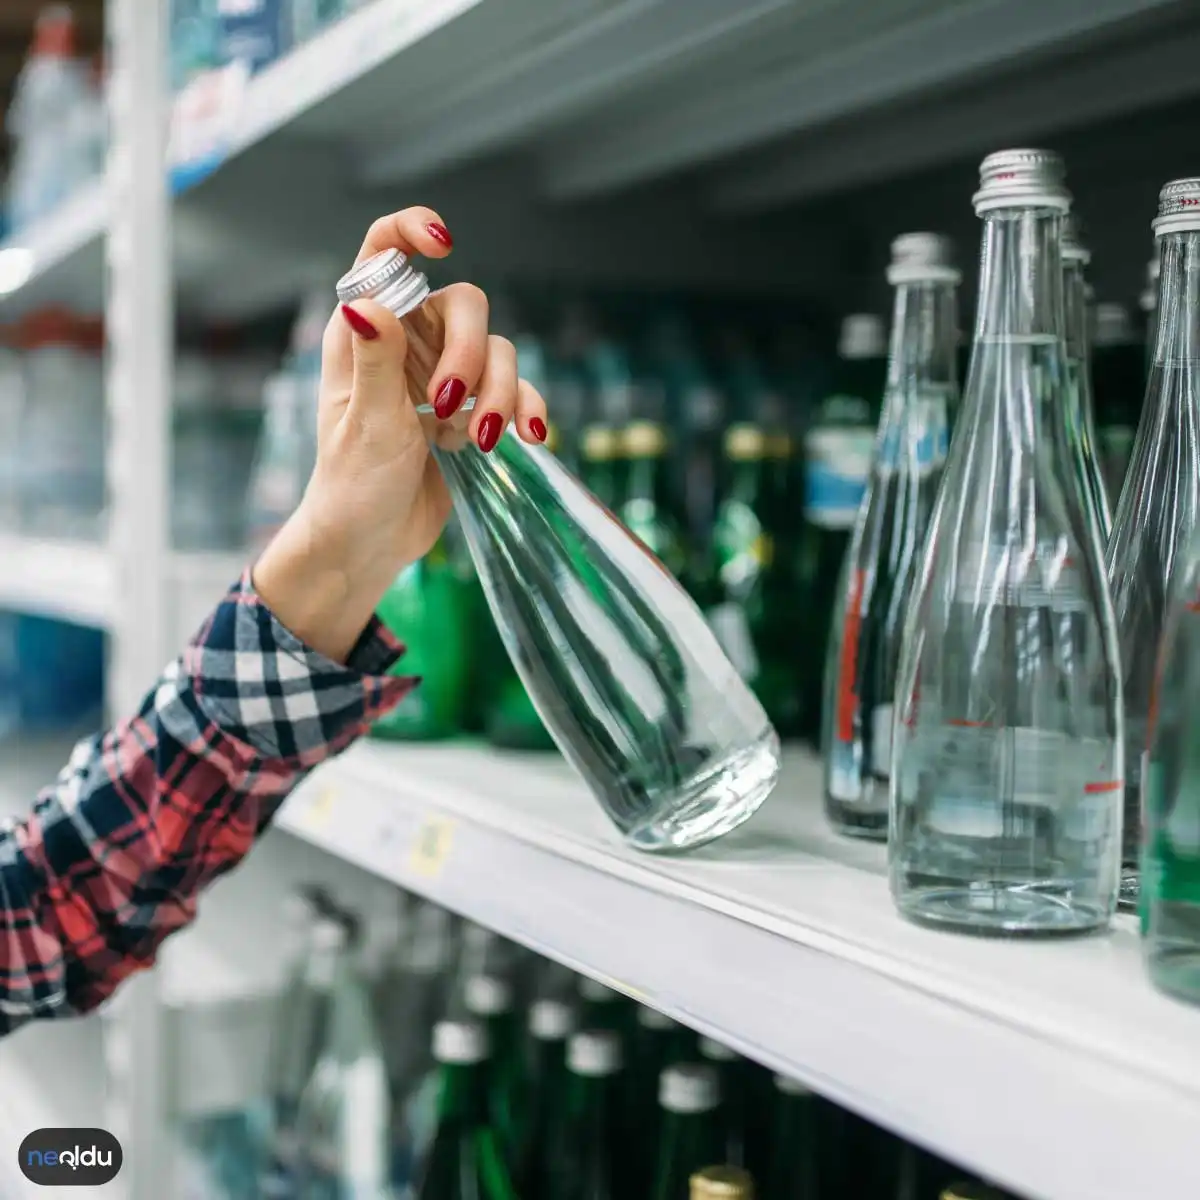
[185,569,416,765]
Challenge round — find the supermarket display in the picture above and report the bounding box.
[890,149,1123,935]
[823,233,959,839]
[1060,217,1113,543]
[336,249,781,854]
[1142,531,1200,1003]
[1108,178,1200,913]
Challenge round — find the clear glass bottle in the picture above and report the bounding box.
[890,149,1123,935]
[1061,216,1113,542]
[1141,253,1161,375]
[1108,178,1200,912]
[337,252,780,852]
[823,233,959,839]
[690,1165,755,1200]
[1143,529,1200,1003]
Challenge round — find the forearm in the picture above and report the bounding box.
[0,568,414,1035]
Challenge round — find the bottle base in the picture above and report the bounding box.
[825,798,889,841]
[622,729,780,854]
[1117,866,1140,913]
[895,881,1110,937]
[1147,904,1200,1004]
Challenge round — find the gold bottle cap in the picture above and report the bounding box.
[941,1184,1011,1200]
[724,423,767,461]
[581,424,618,461]
[691,1166,754,1200]
[623,420,668,457]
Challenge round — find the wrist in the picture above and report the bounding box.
[252,507,400,664]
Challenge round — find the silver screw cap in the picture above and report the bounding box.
[1153,179,1200,237]
[973,148,1070,214]
[336,247,430,318]
[886,231,960,284]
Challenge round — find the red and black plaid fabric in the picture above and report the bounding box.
[0,570,414,1035]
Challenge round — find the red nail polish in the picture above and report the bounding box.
[434,377,467,420]
[426,222,454,249]
[529,417,547,443]
[477,411,503,453]
[340,304,379,340]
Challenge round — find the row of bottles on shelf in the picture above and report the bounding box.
[180,881,1027,1200]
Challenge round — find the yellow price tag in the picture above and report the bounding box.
[302,785,339,832]
[410,814,456,878]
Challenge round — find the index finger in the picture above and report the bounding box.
[355,206,455,266]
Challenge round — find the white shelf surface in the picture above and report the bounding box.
[279,739,1200,1200]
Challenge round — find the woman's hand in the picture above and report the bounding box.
[253,207,549,663]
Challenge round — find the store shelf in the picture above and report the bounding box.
[278,739,1200,1200]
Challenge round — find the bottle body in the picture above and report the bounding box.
[825,263,957,839]
[1107,227,1200,910]
[891,191,1122,935]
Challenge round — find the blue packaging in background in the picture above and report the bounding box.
[216,0,291,76]
[0,612,104,735]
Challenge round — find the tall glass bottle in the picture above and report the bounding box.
[514,999,575,1199]
[337,253,780,853]
[629,1006,695,1193]
[577,977,633,1037]
[764,1075,819,1200]
[551,1030,629,1200]
[1142,530,1200,1003]
[823,233,959,838]
[464,973,522,1158]
[1108,179,1200,912]
[1061,217,1112,542]
[698,1037,753,1172]
[413,1021,518,1200]
[1141,254,1161,375]
[797,314,885,742]
[579,424,622,512]
[651,1064,723,1200]
[1092,301,1145,502]
[890,149,1122,936]
[619,420,688,582]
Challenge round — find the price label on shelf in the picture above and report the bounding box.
[409,814,456,879]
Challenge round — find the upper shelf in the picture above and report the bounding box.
[277,738,1200,1200]
[3,0,1198,318]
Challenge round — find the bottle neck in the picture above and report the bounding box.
[1063,259,1090,364]
[973,208,1067,343]
[885,279,958,391]
[626,453,663,502]
[435,1060,489,1127]
[1151,231,1200,367]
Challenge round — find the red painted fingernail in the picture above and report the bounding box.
[426,222,453,249]
[477,411,503,453]
[434,377,467,420]
[340,304,379,340]
[529,417,547,443]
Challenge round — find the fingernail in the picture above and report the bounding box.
[434,376,467,420]
[477,411,503,453]
[340,304,379,340]
[426,222,453,249]
[529,417,547,443]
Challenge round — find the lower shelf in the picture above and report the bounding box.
[277,737,1200,1200]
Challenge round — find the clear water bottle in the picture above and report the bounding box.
[336,251,780,852]
[1143,527,1200,1003]
[1061,215,1112,542]
[890,149,1123,936]
[823,233,959,839]
[1141,253,1161,374]
[1108,178,1200,912]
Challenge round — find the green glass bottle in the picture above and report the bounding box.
[620,420,688,581]
[708,423,799,738]
[514,999,576,1200]
[372,531,472,740]
[652,1064,724,1200]
[698,1037,754,1173]
[414,1020,518,1200]
[764,1075,819,1200]
[629,1007,696,1194]
[577,977,633,1038]
[464,974,522,1161]
[548,1030,629,1200]
[580,424,623,513]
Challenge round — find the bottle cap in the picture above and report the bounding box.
[579,977,619,1003]
[637,1005,677,1031]
[1094,302,1134,347]
[659,1064,720,1113]
[772,1073,813,1095]
[1060,213,1090,265]
[699,1036,737,1062]
[623,420,668,457]
[972,149,1070,214]
[529,999,575,1041]
[886,232,961,285]
[567,1029,623,1076]
[838,314,885,359]
[433,1020,489,1064]
[465,974,513,1016]
[336,248,430,319]
[581,424,618,461]
[1153,178,1200,237]
[724,423,767,461]
[690,1166,755,1199]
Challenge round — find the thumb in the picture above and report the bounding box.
[340,298,417,425]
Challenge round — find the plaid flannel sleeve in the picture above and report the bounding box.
[0,570,414,1036]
